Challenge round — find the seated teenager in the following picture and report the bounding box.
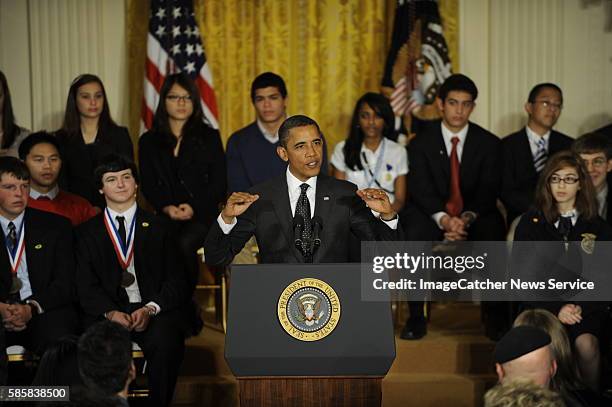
[19,132,97,226]
[571,132,612,227]
[75,154,190,407]
[0,157,78,356]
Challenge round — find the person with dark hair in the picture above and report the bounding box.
[77,321,134,405]
[572,132,612,227]
[76,154,190,406]
[204,114,399,266]
[400,73,506,340]
[331,93,408,213]
[56,74,134,210]
[501,83,573,225]
[0,70,30,158]
[19,131,96,226]
[513,151,612,391]
[32,335,82,387]
[0,156,78,355]
[226,72,328,193]
[138,72,226,290]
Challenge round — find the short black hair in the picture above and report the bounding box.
[278,115,321,148]
[572,131,612,159]
[0,156,30,181]
[18,131,61,160]
[93,154,139,190]
[250,72,288,102]
[527,83,563,104]
[78,321,132,396]
[437,74,478,102]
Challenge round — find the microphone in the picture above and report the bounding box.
[293,215,304,249]
[312,216,323,249]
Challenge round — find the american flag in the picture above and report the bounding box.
[142,0,219,130]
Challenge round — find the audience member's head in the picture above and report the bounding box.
[0,156,30,219]
[78,321,135,399]
[250,72,288,127]
[62,74,116,136]
[572,132,612,193]
[525,83,563,134]
[93,153,139,191]
[19,131,62,192]
[494,326,557,388]
[153,72,203,137]
[33,335,81,387]
[513,309,582,393]
[436,74,478,132]
[484,380,566,407]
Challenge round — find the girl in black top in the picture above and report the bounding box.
[139,73,226,290]
[0,70,30,157]
[56,74,134,209]
[514,151,612,390]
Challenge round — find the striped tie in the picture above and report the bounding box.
[534,138,547,173]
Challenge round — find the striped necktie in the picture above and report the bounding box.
[534,138,547,173]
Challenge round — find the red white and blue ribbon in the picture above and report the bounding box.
[5,223,25,276]
[103,209,136,270]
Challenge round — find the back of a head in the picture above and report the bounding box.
[33,335,81,387]
[77,321,132,396]
[484,380,566,407]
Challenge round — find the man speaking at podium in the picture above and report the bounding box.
[204,115,400,265]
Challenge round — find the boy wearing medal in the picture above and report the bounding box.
[0,157,78,357]
[75,154,189,407]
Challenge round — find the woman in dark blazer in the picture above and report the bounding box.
[139,73,226,290]
[56,74,134,210]
[513,151,612,391]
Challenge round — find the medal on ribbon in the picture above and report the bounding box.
[5,223,25,295]
[103,209,137,288]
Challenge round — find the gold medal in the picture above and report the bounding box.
[580,233,596,254]
[121,271,136,288]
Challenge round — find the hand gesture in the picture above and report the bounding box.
[356,188,395,219]
[177,203,194,220]
[221,192,259,224]
[106,310,133,330]
[1,305,27,332]
[558,304,582,325]
[130,307,151,332]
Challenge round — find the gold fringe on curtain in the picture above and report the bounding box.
[126,0,458,152]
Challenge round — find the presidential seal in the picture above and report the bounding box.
[277,278,341,342]
[581,233,596,255]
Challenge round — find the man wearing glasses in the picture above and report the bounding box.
[501,83,573,226]
[572,132,612,226]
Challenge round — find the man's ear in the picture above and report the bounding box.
[435,97,444,112]
[550,359,558,378]
[525,101,533,116]
[606,159,612,173]
[495,363,504,383]
[277,145,288,162]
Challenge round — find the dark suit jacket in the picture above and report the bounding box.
[56,125,134,208]
[0,208,75,310]
[405,120,505,240]
[501,128,573,224]
[204,174,399,266]
[75,208,189,318]
[139,122,226,227]
[595,123,612,138]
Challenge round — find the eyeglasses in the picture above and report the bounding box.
[581,157,608,169]
[533,100,562,111]
[549,175,579,184]
[166,94,192,103]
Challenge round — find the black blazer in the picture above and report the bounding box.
[75,208,189,318]
[0,208,75,310]
[500,128,573,224]
[139,122,226,226]
[513,209,612,316]
[56,126,134,208]
[204,174,399,266]
[405,120,505,240]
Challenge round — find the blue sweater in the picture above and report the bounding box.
[226,121,328,193]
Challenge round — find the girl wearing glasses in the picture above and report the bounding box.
[0,71,30,158]
[514,150,612,391]
[56,74,133,210]
[331,92,407,213]
[139,73,226,291]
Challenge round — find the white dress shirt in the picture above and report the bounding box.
[257,119,280,144]
[106,203,160,314]
[29,185,59,200]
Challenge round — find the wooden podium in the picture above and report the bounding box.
[224,264,395,407]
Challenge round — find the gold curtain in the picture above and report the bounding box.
[127,0,458,152]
